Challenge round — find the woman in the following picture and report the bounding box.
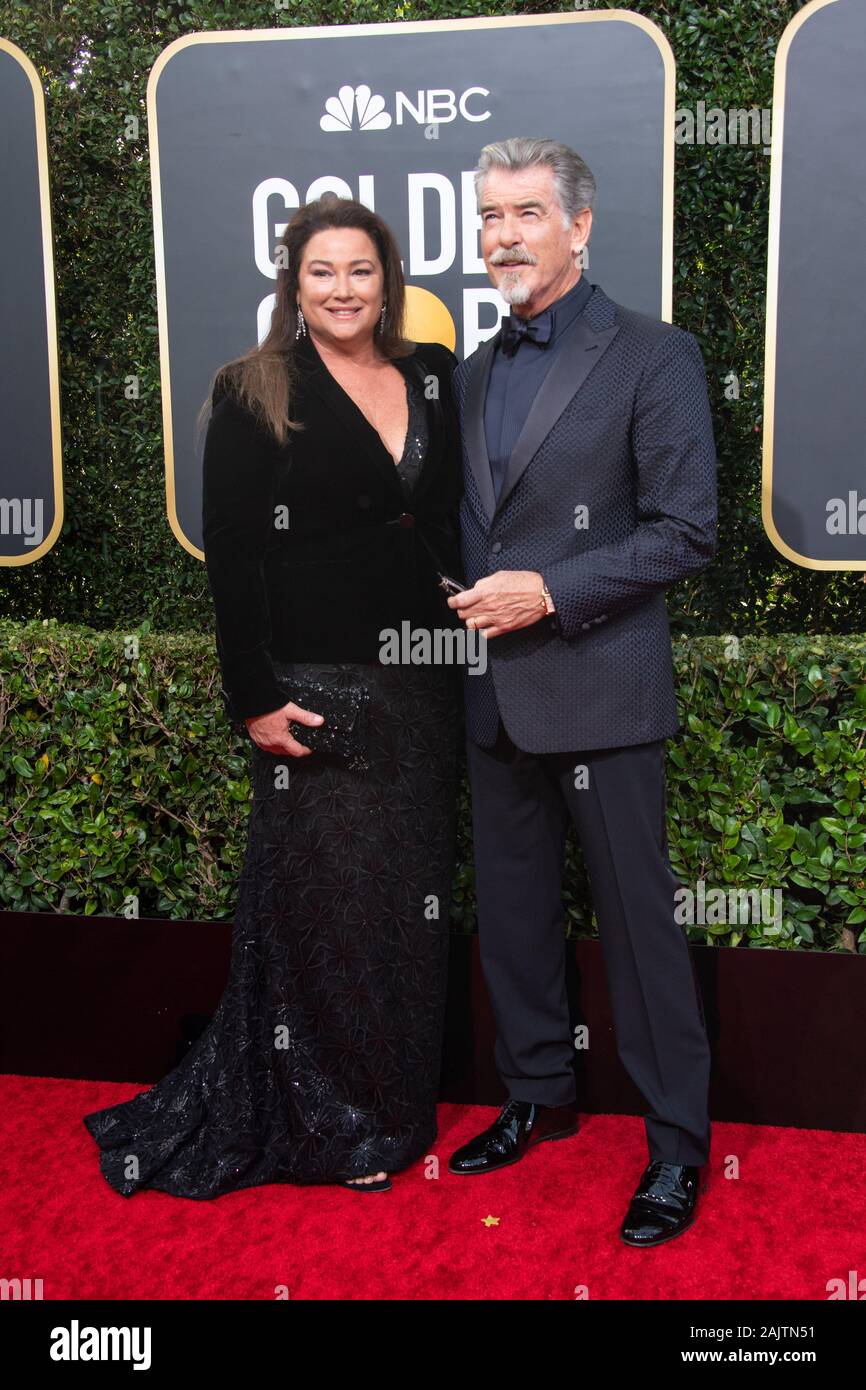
[83,194,464,1195]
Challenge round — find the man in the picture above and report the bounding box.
[447,138,717,1247]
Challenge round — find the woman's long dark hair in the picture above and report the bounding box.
[196,193,414,446]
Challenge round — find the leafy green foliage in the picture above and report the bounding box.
[3,622,865,950]
[0,619,251,922]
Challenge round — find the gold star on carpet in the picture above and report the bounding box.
[481,1215,500,1227]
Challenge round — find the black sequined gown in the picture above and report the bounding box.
[83,375,460,1197]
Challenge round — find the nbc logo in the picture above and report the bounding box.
[319,84,490,133]
[321,84,392,132]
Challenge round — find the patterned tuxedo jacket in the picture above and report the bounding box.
[451,281,718,753]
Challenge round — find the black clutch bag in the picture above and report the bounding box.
[274,674,371,774]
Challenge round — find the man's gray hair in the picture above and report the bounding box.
[473,137,596,228]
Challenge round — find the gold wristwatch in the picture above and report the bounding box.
[540,579,556,615]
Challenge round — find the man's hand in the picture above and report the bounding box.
[447,570,550,639]
[245,701,324,755]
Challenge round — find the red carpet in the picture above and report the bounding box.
[2,1074,864,1300]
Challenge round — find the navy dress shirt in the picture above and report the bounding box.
[484,275,593,504]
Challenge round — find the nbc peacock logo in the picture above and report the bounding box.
[320,84,392,132]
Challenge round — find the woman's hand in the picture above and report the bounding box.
[245,701,324,756]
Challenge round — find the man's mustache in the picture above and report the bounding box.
[491,252,537,265]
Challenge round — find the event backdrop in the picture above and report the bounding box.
[763,0,866,569]
[0,38,62,565]
[146,12,673,557]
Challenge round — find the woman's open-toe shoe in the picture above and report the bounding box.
[340,1175,392,1192]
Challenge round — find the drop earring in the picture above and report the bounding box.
[378,300,387,332]
[295,306,307,339]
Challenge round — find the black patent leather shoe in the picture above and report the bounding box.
[448,1099,579,1176]
[620,1160,702,1246]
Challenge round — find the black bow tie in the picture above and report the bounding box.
[500,308,553,357]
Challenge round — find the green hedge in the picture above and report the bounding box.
[3,620,865,952]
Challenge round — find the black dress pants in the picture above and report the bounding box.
[466,718,711,1166]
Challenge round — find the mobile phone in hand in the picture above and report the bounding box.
[438,573,466,596]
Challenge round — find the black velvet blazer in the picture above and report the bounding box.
[201,332,464,725]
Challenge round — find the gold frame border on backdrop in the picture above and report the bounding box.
[762,0,864,570]
[0,38,63,566]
